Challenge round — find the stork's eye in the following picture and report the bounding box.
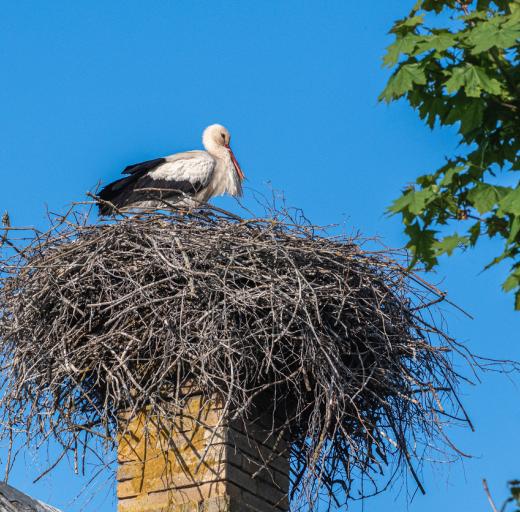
[221,133,226,140]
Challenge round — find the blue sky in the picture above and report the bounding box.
[0,1,518,511]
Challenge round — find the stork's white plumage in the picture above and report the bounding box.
[98,124,245,215]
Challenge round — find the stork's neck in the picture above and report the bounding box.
[204,144,241,197]
[203,136,229,161]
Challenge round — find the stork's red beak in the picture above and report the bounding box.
[225,144,245,180]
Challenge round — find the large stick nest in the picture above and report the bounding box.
[0,204,473,509]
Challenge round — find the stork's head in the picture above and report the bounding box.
[203,124,230,148]
[203,124,245,180]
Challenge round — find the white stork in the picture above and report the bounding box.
[97,124,245,215]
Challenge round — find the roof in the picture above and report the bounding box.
[0,482,61,512]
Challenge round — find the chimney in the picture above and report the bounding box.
[117,392,289,512]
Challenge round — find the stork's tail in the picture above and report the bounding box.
[97,198,116,216]
[97,175,135,216]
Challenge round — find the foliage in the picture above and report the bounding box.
[506,480,520,511]
[380,0,520,308]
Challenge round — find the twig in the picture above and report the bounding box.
[483,478,499,512]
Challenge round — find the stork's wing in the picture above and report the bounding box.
[98,151,215,215]
[122,158,167,175]
[143,151,215,193]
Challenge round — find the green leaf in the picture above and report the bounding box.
[416,95,448,128]
[467,17,520,53]
[485,215,509,239]
[444,67,467,95]
[509,216,520,243]
[380,63,427,102]
[510,1,520,13]
[411,0,423,11]
[434,234,468,256]
[468,183,508,213]
[440,165,465,186]
[467,184,501,214]
[502,271,520,292]
[405,222,438,269]
[463,10,489,22]
[459,101,484,135]
[388,191,413,214]
[499,187,520,215]
[445,64,503,97]
[416,32,456,53]
[469,221,481,246]
[388,187,438,216]
[515,290,520,310]
[393,15,425,30]
[422,0,444,13]
[409,188,436,215]
[383,34,422,67]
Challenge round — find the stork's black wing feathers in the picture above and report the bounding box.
[122,158,167,176]
[132,174,205,196]
[98,174,139,214]
[98,171,206,216]
[98,158,168,215]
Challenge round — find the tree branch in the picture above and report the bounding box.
[483,479,499,512]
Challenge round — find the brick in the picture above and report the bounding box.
[201,496,231,512]
[117,443,226,481]
[238,452,289,491]
[117,392,289,512]
[119,482,227,512]
[224,430,289,475]
[227,464,287,508]
[117,461,225,497]
[225,463,258,496]
[226,483,287,512]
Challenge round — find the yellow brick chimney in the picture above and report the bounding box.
[117,393,289,512]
